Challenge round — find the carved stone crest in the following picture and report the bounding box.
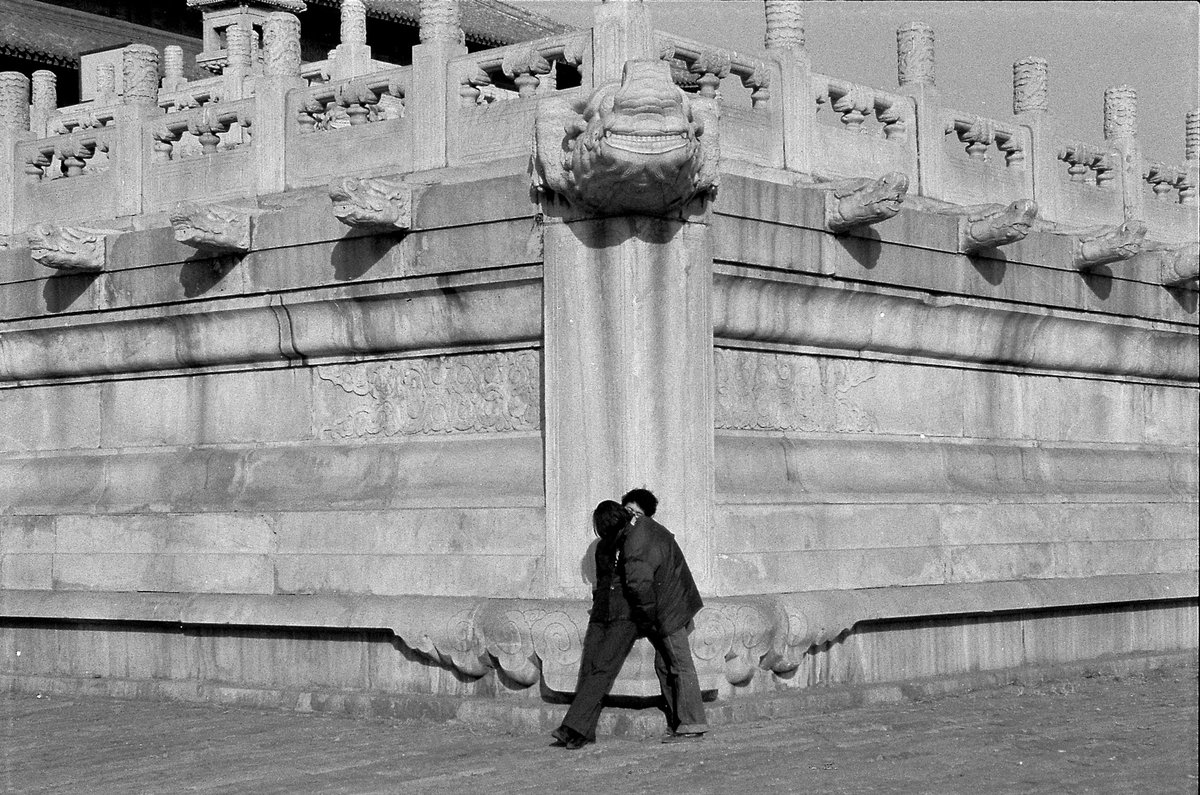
[328,176,412,230]
[27,224,118,272]
[819,172,909,232]
[533,59,719,217]
[169,201,255,253]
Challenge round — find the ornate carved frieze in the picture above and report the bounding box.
[392,593,862,694]
[169,201,255,253]
[533,58,719,217]
[27,224,119,272]
[328,176,412,230]
[820,172,909,232]
[944,199,1039,253]
[1070,220,1147,270]
[315,351,541,439]
[714,350,878,434]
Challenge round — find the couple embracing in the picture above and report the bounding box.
[550,489,709,750]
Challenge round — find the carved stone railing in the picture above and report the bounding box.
[935,109,1031,207]
[1142,159,1196,245]
[809,73,917,182]
[0,11,1196,250]
[286,67,412,189]
[13,115,122,229]
[447,31,591,166]
[655,32,780,167]
[1048,136,1125,227]
[144,97,256,212]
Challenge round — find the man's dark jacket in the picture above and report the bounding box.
[620,516,703,636]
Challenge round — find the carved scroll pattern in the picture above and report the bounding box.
[399,594,859,692]
[714,350,878,433]
[316,351,541,438]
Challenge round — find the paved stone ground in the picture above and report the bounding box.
[3,659,1196,794]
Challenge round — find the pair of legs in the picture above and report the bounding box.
[557,619,707,742]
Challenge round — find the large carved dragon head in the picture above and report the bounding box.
[534,59,718,216]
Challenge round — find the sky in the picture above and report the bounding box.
[512,1,1199,166]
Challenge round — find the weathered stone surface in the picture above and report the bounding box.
[713,271,1198,382]
[0,437,544,515]
[0,382,102,452]
[98,369,312,447]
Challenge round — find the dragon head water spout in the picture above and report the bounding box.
[535,59,718,216]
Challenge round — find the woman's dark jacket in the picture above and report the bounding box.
[589,532,633,624]
[620,516,703,636]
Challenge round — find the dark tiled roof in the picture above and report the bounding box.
[1,0,576,68]
[308,0,576,46]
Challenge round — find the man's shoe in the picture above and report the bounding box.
[661,731,705,744]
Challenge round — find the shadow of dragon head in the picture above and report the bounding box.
[535,59,718,216]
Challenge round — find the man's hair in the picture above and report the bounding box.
[621,488,658,517]
[592,500,630,539]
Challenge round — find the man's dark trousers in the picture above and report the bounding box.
[649,621,706,734]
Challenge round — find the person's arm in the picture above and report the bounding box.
[621,523,662,631]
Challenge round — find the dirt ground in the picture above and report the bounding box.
[3,660,1197,794]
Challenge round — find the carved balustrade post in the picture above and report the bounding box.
[0,72,32,235]
[109,44,162,221]
[263,12,302,77]
[591,0,656,85]
[896,23,942,199]
[258,11,305,196]
[1013,57,1047,115]
[30,70,57,137]
[95,65,117,104]
[122,44,160,105]
[331,0,373,79]
[223,21,254,98]
[1012,56,1066,221]
[409,0,465,170]
[162,46,186,92]
[763,0,814,174]
[1103,85,1143,222]
[1184,109,1199,206]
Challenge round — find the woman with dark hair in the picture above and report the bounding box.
[550,500,640,750]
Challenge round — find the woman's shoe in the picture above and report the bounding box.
[550,726,593,750]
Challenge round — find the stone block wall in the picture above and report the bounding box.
[0,173,549,601]
[707,174,1197,600]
